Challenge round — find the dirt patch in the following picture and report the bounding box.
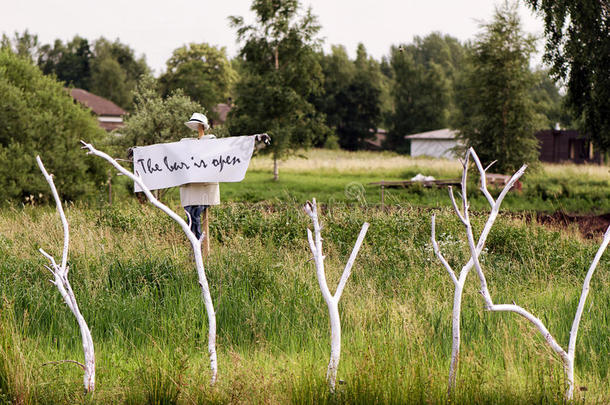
[534,212,610,239]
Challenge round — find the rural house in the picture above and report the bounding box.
[404,128,461,159]
[536,129,603,164]
[210,100,233,128]
[69,88,126,132]
[363,129,387,151]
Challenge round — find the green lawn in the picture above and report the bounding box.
[107,149,610,214]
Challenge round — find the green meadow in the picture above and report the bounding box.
[111,150,610,214]
[1,150,609,404]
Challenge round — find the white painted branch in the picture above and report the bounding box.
[470,150,496,206]
[430,215,458,286]
[334,223,369,301]
[36,156,95,393]
[432,148,527,396]
[566,226,610,398]
[447,147,610,401]
[304,198,369,391]
[304,200,332,303]
[448,187,466,225]
[79,141,218,383]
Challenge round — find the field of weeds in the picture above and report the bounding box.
[1,198,609,403]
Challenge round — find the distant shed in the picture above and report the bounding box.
[404,128,460,159]
[536,129,603,164]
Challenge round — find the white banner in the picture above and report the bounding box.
[132,136,255,192]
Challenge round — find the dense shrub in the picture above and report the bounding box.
[0,49,106,204]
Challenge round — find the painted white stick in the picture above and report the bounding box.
[443,147,610,401]
[304,198,369,391]
[36,156,95,393]
[431,148,526,396]
[79,141,218,384]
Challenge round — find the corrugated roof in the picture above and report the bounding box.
[404,128,458,140]
[69,88,126,116]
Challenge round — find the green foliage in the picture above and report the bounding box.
[526,0,610,151]
[228,0,330,178]
[453,2,540,173]
[0,30,40,63]
[315,44,385,150]
[116,75,205,148]
[159,43,237,115]
[38,36,93,90]
[89,38,149,110]
[0,49,106,203]
[530,69,572,129]
[37,36,149,110]
[386,33,465,152]
[0,299,34,404]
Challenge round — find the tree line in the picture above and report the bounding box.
[0,0,606,200]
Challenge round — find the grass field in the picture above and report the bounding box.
[1,149,610,404]
[106,149,610,214]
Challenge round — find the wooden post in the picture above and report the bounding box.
[380,180,385,210]
[202,207,210,257]
[198,122,210,257]
[108,169,112,205]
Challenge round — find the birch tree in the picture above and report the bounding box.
[36,156,95,393]
[433,147,610,400]
[79,141,218,383]
[303,199,369,391]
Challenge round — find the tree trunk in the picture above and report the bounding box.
[326,300,341,391]
[273,157,279,181]
[448,285,463,396]
[192,239,218,383]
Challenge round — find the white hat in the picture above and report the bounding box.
[185,112,210,131]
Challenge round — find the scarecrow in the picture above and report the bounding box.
[181,113,219,240]
[181,113,270,248]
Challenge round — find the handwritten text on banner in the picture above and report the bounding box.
[132,136,255,192]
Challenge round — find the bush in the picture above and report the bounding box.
[0,49,106,204]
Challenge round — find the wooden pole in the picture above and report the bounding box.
[198,122,210,256]
[108,169,112,205]
[202,207,210,257]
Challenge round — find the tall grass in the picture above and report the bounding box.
[0,201,609,403]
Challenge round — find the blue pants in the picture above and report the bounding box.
[184,205,208,239]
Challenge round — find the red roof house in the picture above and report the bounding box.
[69,88,126,132]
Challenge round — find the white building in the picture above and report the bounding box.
[404,128,461,159]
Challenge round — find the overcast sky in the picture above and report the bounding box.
[1,0,545,75]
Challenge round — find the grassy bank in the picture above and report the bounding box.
[1,201,609,403]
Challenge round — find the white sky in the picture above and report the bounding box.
[1,0,545,75]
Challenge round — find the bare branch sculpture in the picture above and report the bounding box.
[79,141,218,383]
[435,147,610,400]
[431,149,526,396]
[303,198,369,391]
[36,156,95,393]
